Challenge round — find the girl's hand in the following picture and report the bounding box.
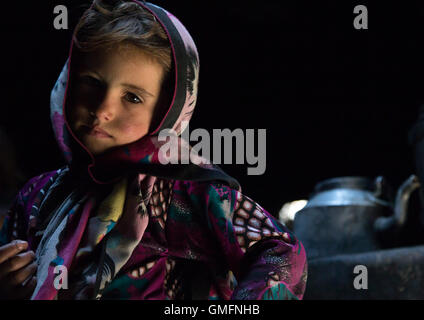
[0,240,37,300]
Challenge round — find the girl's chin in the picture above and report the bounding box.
[81,138,111,156]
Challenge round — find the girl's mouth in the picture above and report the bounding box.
[84,125,112,138]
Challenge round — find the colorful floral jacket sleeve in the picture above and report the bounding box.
[207,183,307,299]
[167,180,308,300]
[0,172,57,246]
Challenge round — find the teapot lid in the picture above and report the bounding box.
[306,176,391,208]
[315,176,376,193]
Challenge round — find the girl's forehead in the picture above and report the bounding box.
[74,44,158,69]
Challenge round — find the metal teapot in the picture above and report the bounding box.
[293,175,420,260]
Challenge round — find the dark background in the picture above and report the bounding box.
[1,0,424,217]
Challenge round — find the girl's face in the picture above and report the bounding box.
[68,44,165,156]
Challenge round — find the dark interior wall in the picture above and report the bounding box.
[1,0,423,216]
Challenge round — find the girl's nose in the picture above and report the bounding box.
[94,93,116,121]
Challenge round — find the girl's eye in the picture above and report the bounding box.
[125,92,143,104]
[76,76,105,90]
[79,75,103,88]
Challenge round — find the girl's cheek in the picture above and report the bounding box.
[118,121,150,139]
[69,105,85,123]
[120,123,140,135]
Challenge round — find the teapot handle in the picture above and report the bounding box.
[374,174,420,233]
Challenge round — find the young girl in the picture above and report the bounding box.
[0,0,307,300]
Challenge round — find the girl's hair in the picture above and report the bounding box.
[73,0,172,77]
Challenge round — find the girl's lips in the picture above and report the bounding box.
[87,126,112,138]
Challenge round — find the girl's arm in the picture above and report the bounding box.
[0,183,41,299]
[204,183,308,300]
[0,171,58,247]
[0,192,26,246]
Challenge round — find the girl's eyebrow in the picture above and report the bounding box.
[121,83,155,98]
